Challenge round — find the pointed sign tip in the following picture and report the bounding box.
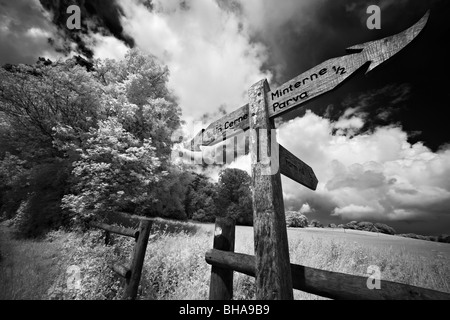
[345,10,430,74]
[347,10,430,52]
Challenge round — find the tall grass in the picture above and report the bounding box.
[0,225,70,299]
[1,220,448,300]
[287,235,450,299]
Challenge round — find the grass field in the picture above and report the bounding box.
[1,219,449,300]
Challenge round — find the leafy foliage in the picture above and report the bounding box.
[309,219,324,228]
[149,169,193,220]
[14,159,71,237]
[0,152,29,219]
[0,59,102,161]
[0,50,184,236]
[61,118,162,224]
[184,173,217,223]
[285,211,309,228]
[0,49,259,237]
[216,169,253,225]
[93,49,181,164]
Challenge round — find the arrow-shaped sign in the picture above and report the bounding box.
[269,11,429,118]
[186,11,429,151]
[187,104,249,151]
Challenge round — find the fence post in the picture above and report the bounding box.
[248,79,294,300]
[123,219,152,300]
[104,230,111,245]
[209,217,236,300]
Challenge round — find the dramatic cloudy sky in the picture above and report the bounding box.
[1,0,449,234]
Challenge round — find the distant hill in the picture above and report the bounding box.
[333,221,395,235]
[329,221,449,244]
[286,213,449,244]
[397,233,450,244]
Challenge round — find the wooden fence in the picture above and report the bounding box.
[90,219,152,300]
[207,217,450,300]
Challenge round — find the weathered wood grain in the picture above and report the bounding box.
[249,79,294,300]
[279,145,318,190]
[206,249,450,300]
[205,250,254,278]
[108,262,131,279]
[209,218,236,300]
[268,11,429,119]
[123,220,152,300]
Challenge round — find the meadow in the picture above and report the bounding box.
[0,219,449,300]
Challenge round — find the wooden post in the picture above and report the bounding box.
[123,220,152,300]
[209,217,236,300]
[104,230,111,245]
[248,79,294,300]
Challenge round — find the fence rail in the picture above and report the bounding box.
[90,219,152,300]
[90,221,140,241]
[207,218,450,300]
[107,262,131,279]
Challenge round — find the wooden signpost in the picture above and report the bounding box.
[187,11,429,151]
[189,12,430,300]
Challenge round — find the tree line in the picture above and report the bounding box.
[0,51,252,237]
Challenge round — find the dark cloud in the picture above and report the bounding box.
[266,0,450,152]
[0,0,57,64]
[39,0,134,59]
[255,0,440,84]
[0,0,135,64]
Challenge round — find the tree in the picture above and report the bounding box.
[309,219,324,228]
[93,49,181,165]
[0,152,29,219]
[12,158,71,237]
[0,50,183,234]
[184,173,218,223]
[285,211,309,228]
[148,169,193,220]
[61,118,162,224]
[0,58,102,234]
[216,168,253,225]
[0,59,102,161]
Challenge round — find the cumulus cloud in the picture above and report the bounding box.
[39,0,135,59]
[278,110,450,226]
[0,0,135,65]
[118,0,271,123]
[184,84,450,231]
[299,203,314,214]
[333,204,380,220]
[89,34,129,60]
[2,0,447,234]
[192,95,450,230]
[0,0,64,64]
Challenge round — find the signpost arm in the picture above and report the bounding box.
[248,79,294,300]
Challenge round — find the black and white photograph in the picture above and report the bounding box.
[0,0,449,309]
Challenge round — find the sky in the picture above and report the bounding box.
[1,0,449,235]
